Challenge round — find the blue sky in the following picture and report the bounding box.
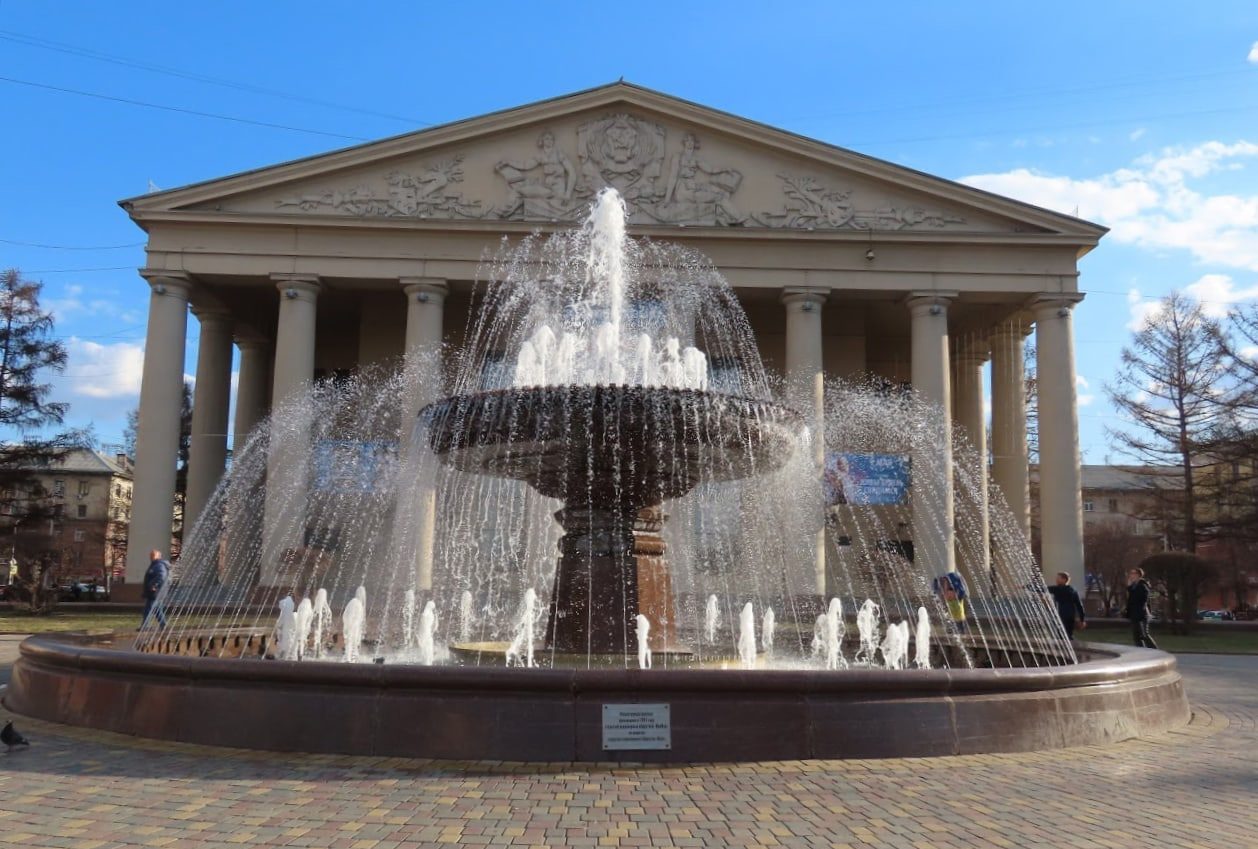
[1,1,1257,460]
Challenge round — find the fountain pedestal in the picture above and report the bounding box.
[422,385,801,659]
[548,505,679,655]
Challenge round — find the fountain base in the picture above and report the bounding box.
[5,633,1190,762]
[547,505,682,655]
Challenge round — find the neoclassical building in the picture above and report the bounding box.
[119,83,1102,597]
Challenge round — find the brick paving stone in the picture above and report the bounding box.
[0,654,1254,848]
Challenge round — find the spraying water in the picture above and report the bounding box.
[342,596,366,664]
[506,589,538,668]
[915,606,931,669]
[881,620,911,670]
[705,595,720,643]
[458,590,474,642]
[819,598,847,671]
[401,588,416,648]
[416,600,437,666]
[294,597,313,661]
[311,588,332,660]
[635,614,652,670]
[761,607,775,658]
[274,596,298,661]
[737,603,757,669]
[856,599,881,665]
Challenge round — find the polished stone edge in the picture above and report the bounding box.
[3,633,1191,762]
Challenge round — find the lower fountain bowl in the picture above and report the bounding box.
[4,632,1189,762]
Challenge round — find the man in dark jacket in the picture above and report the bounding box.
[1124,567,1158,649]
[1047,572,1087,639]
[141,549,170,629]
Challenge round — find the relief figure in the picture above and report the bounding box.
[494,131,579,219]
[655,133,746,225]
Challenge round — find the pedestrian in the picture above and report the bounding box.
[1124,567,1158,649]
[141,549,170,629]
[932,571,969,632]
[1046,571,1087,639]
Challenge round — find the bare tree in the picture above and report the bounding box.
[1139,551,1217,635]
[1083,521,1159,615]
[1106,293,1231,553]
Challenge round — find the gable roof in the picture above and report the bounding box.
[121,81,1106,243]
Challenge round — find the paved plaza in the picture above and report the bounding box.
[0,646,1252,849]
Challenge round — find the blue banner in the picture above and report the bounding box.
[823,453,910,506]
[313,440,396,493]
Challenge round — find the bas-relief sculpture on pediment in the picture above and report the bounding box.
[264,113,971,231]
[276,155,485,218]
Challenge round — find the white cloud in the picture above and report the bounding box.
[1182,273,1258,317]
[1126,288,1165,331]
[1076,374,1094,407]
[64,338,144,399]
[1249,41,1258,63]
[961,141,1258,271]
[1129,127,1147,142]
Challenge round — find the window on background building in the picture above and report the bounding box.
[1083,501,1095,512]
[53,480,64,497]
[1108,498,1118,512]
[77,505,87,518]
[73,529,84,542]
[114,484,121,498]
[52,504,64,518]
[77,481,89,498]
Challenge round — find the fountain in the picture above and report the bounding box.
[2,187,1190,761]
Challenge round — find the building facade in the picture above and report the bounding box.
[0,448,133,585]
[118,83,1103,597]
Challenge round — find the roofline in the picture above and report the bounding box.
[120,80,1108,240]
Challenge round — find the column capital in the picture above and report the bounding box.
[988,314,1034,340]
[952,339,991,365]
[233,329,270,350]
[271,274,322,303]
[905,290,958,316]
[401,277,449,302]
[781,287,829,309]
[189,303,232,323]
[1030,292,1086,319]
[139,269,193,300]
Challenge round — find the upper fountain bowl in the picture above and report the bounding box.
[420,384,803,508]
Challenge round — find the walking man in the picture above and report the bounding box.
[141,549,170,629]
[1124,567,1158,649]
[1046,572,1087,639]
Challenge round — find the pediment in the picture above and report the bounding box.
[124,83,1104,240]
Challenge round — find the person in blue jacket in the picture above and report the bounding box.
[141,549,170,629]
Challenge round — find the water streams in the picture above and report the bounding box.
[143,186,1076,673]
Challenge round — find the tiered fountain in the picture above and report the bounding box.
[3,189,1189,761]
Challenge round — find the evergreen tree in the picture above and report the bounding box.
[0,269,86,515]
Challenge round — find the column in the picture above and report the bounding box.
[401,277,448,413]
[1034,294,1086,583]
[907,292,957,576]
[989,318,1032,541]
[261,275,321,586]
[231,335,272,460]
[952,338,990,584]
[183,306,234,536]
[227,333,271,583]
[782,287,828,595]
[125,272,192,586]
[402,277,447,592]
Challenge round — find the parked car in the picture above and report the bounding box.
[1196,609,1234,621]
[60,582,108,601]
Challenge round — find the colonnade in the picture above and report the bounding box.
[124,272,1086,594]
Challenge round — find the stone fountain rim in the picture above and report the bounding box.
[4,633,1189,761]
[418,383,807,424]
[12,632,1173,694]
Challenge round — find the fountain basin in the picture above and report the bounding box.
[421,384,803,506]
[421,385,803,656]
[4,632,1189,762]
